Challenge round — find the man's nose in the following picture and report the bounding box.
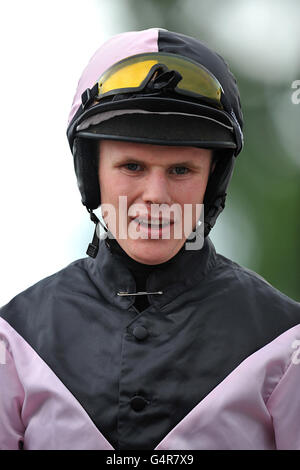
[141,171,172,205]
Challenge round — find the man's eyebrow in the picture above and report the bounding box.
[115,156,203,168]
[115,155,145,162]
[169,160,203,168]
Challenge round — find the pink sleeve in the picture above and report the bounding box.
[0,335,25,450]
[267,342,300,450]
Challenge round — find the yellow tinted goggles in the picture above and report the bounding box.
[95,52,223,109]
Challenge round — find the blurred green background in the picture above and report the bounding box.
[96,0,300,300]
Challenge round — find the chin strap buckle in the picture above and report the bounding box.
[204,194,227,237]
[86,208,100,258]
[86,208,110,258]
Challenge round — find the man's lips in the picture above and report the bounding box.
[130,216,175,227]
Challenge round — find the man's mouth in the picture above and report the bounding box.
[132,216,174,228]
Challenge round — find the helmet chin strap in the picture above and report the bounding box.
[86,208,108,258]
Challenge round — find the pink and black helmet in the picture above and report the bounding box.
[67,28,244,243]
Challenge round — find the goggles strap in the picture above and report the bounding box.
[81,83,98,110]
[146,67,183,93]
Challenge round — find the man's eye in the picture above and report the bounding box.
[171,166,189,175]
[124,163,141,172]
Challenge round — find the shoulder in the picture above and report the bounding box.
[216,250,298,299]
[0,256,93,330]
[210,250,300,322]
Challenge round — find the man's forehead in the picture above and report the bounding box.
[99,139,212,164]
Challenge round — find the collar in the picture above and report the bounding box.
[86,235,217,311]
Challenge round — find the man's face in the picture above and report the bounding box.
[98,140,213,265]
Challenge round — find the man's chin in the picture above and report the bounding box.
[118,238,185,265]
